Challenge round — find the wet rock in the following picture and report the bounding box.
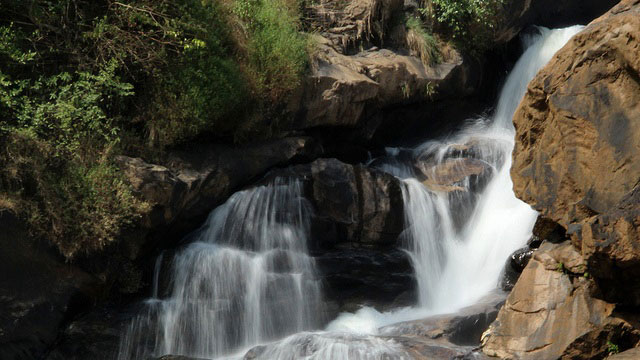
[482,242,640,359]
[499,246,534,291]
[0,210,99,360]
[278,158,406,249]
[417,158,491,193]
[45,306,139,360]
[381,291,505,346]
[511,0,640,306]
[316,248,415,313]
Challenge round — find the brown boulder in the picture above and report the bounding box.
[511,0,640,305]
[289,36,477,140]
[482,242,640,359]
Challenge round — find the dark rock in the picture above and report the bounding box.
[0,210,100,360]
[316,248,415,313]
[45,305,140,360]
[272,158,406,250]
[532,216,566,244]
[500,246,534,291]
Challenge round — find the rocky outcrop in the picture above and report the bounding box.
[487,3,640,357]
[511,0,640,306]
[287,0,480,143]
[290,37,477,141]
[482,242,640,359]
[115,136,321,257]
[268,158,406,249]
[308,158,405,247]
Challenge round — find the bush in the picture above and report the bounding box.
[421,0,505,53]
[0,0,310,258]
[1,23,148,258]
[405,16,441,66]
[0,133,148,258]
[240,0,309,100]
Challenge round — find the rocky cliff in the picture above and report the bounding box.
[483,0,640,358]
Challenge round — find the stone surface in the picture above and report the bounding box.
[0,210,99,360]
[511,0,640,227]
[115,136,321,259]
[609,347,640,359]
[499,246,534,291]
[290,37,477,141]
[511,0,640,306]
[482,242,640,359]
[316,248,415,313]
[274,158,406,249]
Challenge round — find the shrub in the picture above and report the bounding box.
[0,24,147,258]
[241,0,309,101]
[421,0,506,53]
[0,0,310,258]
[405,16,441,66]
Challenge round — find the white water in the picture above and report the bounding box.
[117,179,325,359]
[117,26,583,359]
[325,25,584,334]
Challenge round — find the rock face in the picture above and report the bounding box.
[0,211,99,360]
[308,158,406,247]
[487,2,640,358]
[288,0,479,143]
[482,242,640,359]
[511,0,640,306]
[116,136,321,257]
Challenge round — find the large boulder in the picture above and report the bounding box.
[482,242,640,359]
[290,37,477,142]
[511,0,640,305]
[308,158,405,247]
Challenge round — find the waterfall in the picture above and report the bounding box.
[117,26,584,360]
[327,25,584,331]
[117,178,325,359]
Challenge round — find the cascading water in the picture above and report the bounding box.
[117,179,325,359]
[117,25,584,360]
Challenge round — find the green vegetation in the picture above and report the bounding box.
[405,16,441,66]
[420,0,506,53]
[607,340,620,355]
[0,0,309,258]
